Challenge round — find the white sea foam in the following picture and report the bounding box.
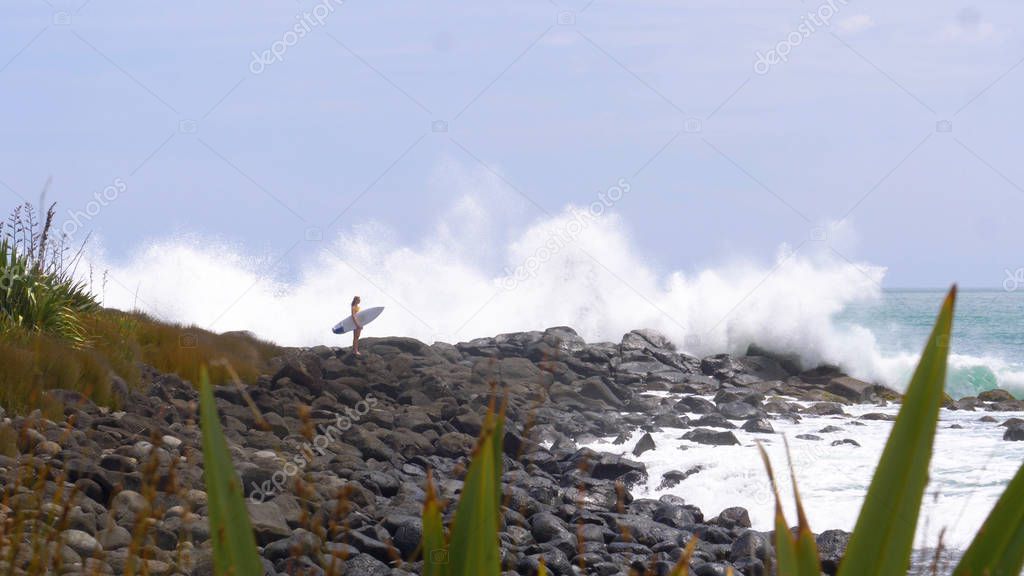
[82,198,1024,397]
[580,400,1024,550]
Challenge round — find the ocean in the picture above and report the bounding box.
[837,289,1024,399]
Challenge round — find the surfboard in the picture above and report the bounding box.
[332,306,384,335]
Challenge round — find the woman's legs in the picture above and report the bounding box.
[353,327,362,355]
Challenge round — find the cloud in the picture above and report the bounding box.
[838,14,875,35]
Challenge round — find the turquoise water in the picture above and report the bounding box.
[836,290,1024,398]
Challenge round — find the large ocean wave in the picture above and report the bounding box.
[83,201,1023,398]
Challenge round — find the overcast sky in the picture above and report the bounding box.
[2,0,1022,288]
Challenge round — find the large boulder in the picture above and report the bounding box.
[826,376,877,403]
[1004,422,1024,442]
[621,329,675,353]
[979,388,1016,402]
[569,448,649,485]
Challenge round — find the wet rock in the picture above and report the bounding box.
[730,529,770,562]
[826,376,877,403]
[741,418,774,434]
[979,388,1015,402]
[1004,423,1024,442]
[831,438,861,447]
[718,401,762,420]
[658,466,703,489]
[860,412,896,421]
[632,433,657,457]
[675,396,717,414]
[692,414,737,429]
[817,529,851,574]
[715,507,752,530]
[683,428,740,446]
[802,402,846,416]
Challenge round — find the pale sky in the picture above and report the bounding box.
[2,0,1022,288]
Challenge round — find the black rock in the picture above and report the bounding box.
[803,402,846,416]
[718,401,762,420]
[860,412,896,421]
[1004,423,1024,442]
[730,529,770,562]
[741,417,774,434]
[633,432,657,457]
[692,414,737,429]
[653,501,697,528]
[715,507,752,530]
[658,466,703,489]
[683,428,740,446]
[675,396,717,414]
[817,529,851,574]
[831,438,861,447]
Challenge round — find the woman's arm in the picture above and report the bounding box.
[352,306,362,329]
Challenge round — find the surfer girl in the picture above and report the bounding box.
[351,296,363,356]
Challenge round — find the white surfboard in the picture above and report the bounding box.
[332,306,384,335]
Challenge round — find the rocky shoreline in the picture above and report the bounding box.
[2,326,1022,575]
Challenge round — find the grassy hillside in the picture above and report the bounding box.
[0,308,282,416]
[0,201,281,416]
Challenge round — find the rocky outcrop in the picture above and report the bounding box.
[2,325,1007,575]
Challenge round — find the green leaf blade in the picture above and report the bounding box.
[839,286,957,576]
[421,472,448,576]
[199,366,264,576]
[447,415,503,576]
